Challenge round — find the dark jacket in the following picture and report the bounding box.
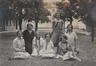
[23,30,34,54]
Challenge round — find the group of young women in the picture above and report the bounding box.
[12,23,81,62]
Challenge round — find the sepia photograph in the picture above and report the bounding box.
[0,0,96,66]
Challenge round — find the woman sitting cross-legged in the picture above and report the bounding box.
[39,33,56,58]
[12,31,30,59]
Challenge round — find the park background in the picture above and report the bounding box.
[0,0,96,66]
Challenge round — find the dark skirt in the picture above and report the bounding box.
[25,42,33,55]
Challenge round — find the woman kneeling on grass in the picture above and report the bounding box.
[13,31,30,59]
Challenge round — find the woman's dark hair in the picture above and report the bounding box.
[28,19,31,22]
[16,30,22,36]
[67,24,73,32]
[45,33,51,38]
[27,23,33,28]
[59,35,68,42]
[67,24,73,29]
[63,35,68,40]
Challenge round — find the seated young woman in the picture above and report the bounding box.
[13,31,30,59]
[62,45,81,62]
[56,35,68,58]
[32,32,44,56]
[39,33,56,58]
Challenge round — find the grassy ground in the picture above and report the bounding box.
[0,32,96,66]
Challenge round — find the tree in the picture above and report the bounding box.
[77,0,96,42]
[0,0,10,30]
[55,0,74,25]
[30,0,50,31]
[55,0,96,42]
[8,0,50,31]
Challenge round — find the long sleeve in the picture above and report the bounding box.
[22,30,25,38]
[21,39,25,51]
[58,42,62,48]
[32,30,35,40]
[32,37,37,48]
[33,37,36,45]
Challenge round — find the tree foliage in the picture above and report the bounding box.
[0,0,50,30]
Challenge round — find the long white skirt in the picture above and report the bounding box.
[31,48,38,56]
[62,51,81,62]
[39,49,55,57]
[13,52,30,59]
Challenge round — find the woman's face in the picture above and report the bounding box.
[67,25,73,32]
[46,34,50,42]
[27,24,33,30]
[18,31,22,38]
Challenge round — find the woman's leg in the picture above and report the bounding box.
[71,56,81,62]
[69,51,81,62]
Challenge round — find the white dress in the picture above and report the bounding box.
[65,32,78,49]
[63,32,81,62]
[13,37,30,59]
[39,40,55,57]
[32,37,44,56]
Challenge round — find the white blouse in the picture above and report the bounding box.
[13,37,25,52]
[65,32,78,47]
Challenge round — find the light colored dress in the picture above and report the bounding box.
[39,40,55,57]
[62,32,81,62]
[32,37,44,56]
[65,32,78,50]
[13,37,30,59]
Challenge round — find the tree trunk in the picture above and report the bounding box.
[35,20,38,32]
[16,20,18,29]
[91,22,94,42]
[2,20,5,31]
[18,18,22,30]
[70,17,73,25]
